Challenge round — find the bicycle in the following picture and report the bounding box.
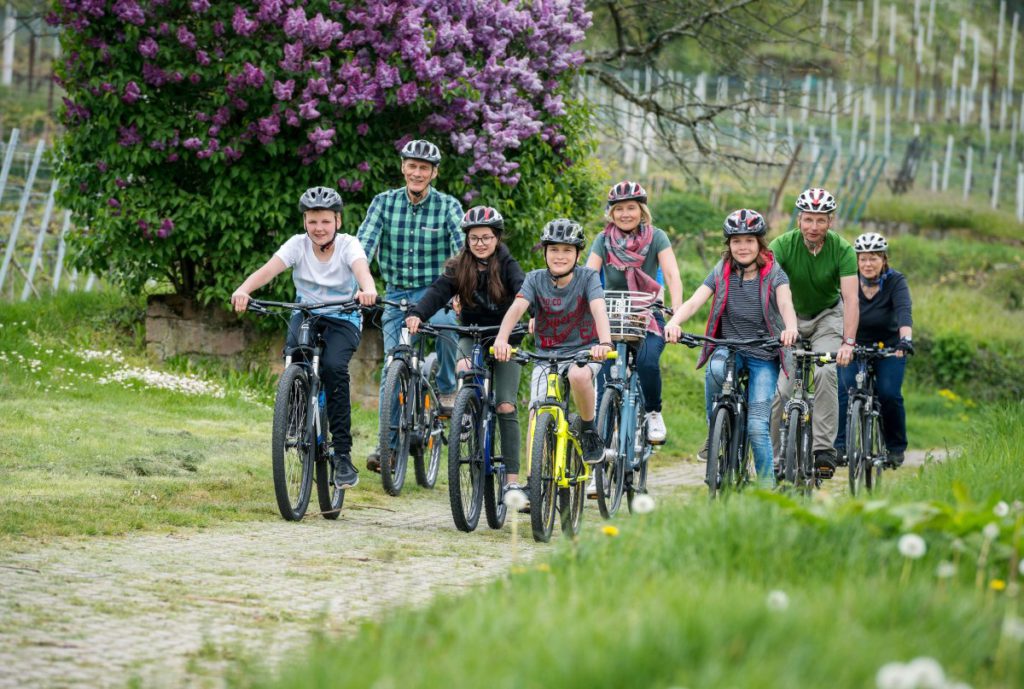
[777,343,836,495]
[376,298,447,497]
[247,298,367,521]
[434,323,525,532]
[507,347,617,543]
[594,291,665,517]
[672,332,782,499]
[845,344,901,496]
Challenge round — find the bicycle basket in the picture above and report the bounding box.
[604,290,654,342]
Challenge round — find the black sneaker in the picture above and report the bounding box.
[888,451,905,467]
[366,448,381,473]
[334,453,359,489]
[813,449,837,478]
[835,447,848,467]
[581,428,604,464]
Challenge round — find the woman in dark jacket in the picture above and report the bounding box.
[836,232,914,466]
[406,206,526,492]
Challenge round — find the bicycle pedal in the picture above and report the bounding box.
[648,438,666,446]
[814,467,835,480]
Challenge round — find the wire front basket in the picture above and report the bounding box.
[604,290,655,342]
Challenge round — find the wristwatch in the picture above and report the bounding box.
[842,337,856,346]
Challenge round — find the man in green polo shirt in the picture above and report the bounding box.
[769,188,859,476]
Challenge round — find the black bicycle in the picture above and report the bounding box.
[433,323,525,532]
[376,298,447,497]
[673,333,781,498]
[247,298,366,521]
[777,343,835,495]
[846,344,902,495]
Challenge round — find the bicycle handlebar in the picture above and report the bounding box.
[247,298,367,315]
[672,332,782,351]
[489,346,618,366]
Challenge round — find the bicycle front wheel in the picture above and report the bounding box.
[559,415,585,538]
[626,400,650,513]
[865,409,883,492]
[707,406,731,500]
[483,413,507,530]
[379,359,412,496]
[847,400,866,496]
[447,389,484,532]
[314,446,345,520]
[271,365,315,521]
[529,411,558,542]
[595,387,626,519]
[782,412,800,486]
[413,353,442,489]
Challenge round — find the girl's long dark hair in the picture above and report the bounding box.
[445,240,507,309]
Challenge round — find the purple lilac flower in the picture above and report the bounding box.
[149,139,166,150]
[395,82,418,105]
[212,107,231,126]
[272,79,294,100]
[118,125,142,146]
[279,42,304,72]
[190,0,210,12]
[256,0,284,22]
[305,13,342,50]
[138,219,149,231]
[138,37,158,59]
[298,100,321,119]
[212,21,225,36]
[166,152,180,163]
[284,109,300,127]
[282,7,306,37]
[189,73,201,84]
[356,123,369,136]
[232,7,258,36]
[224,146,243,162]
[115,177,128,188]
[256,114,280,144]
[112,0,145,25]
[177,25,196,50]
[183,138,203,151]
[156,22,170,35]
[122,81,141,104]
[157,218,174,238]
[337,178,350,191]
[97,160,108,172]
[108,198,120,208]
[356,161,370,172]
[242,63,265,88]
[141,63,167,87]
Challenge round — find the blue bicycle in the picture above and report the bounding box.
[594,291,666,517]
[436,323,524,532]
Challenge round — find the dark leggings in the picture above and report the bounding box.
[286,314,361,456]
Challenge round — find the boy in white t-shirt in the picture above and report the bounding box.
[232,187,378,488]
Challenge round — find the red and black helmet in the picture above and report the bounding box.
[795,187,837,214]
[461,206,504,232]
[606,180,648,207]
[723,209,767,239]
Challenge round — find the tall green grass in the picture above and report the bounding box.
[230,406,1024,689]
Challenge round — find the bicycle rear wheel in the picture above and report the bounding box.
[707,406,731,500]
[865,409,884,492]
[413,353,442,489]
[847,400,866,496]
[559,415,585,538]
[271,365,314,521]
[783,412,804,490]
[483,412,507,530]
[447,389,484,532]
[595,387,626,519]
[314,446,345,520]
[379,359,412,496]
[529,411,558,542]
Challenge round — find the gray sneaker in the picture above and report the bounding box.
[697,437,709,462]
[581,428,604,464]
[333,453,359,489]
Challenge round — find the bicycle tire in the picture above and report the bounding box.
[314,448,345,520]
[595,387,626,519]
[483,411,507,530]
[799,416,815,494]
[379,359,412,496]
[626,398,650,513]
[783,412,802,488]
[731,410,753,491]
[413,353,442,489]
[447,388,484,532]
[707,407,731,500]
[847,399,866,496]
[559,415,585,538]
[865,407,883,491]
[530,411,558,542]
[271,365,314,521]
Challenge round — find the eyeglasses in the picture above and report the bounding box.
[468,235,496,245]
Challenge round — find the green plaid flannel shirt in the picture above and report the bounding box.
[357,186,464,289]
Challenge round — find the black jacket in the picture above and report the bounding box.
[411,243,526,343]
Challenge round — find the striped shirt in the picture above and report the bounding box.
[356,186,464,289]
[703,269,789,360]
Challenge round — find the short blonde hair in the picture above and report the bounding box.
[605,201,653,227]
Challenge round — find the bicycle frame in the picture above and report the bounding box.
[531,364,583,490]
[847,346,898,471]
[605,341,647,472]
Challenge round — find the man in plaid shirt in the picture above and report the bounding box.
[358,139,464,473]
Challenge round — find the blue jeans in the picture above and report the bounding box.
[597,316,665,412]
[379,286,459,405]
[836,355,907,453]
[705,349,780,485]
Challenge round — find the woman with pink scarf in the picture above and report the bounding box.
[585,181,683,445]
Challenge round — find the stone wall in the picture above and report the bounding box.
[145,294,382,407]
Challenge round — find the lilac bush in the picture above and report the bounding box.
[51,0,598,301]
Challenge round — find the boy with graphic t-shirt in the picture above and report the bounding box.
[493,219,613,464]
[232,187,378,490]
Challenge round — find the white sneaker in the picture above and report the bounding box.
[646,411,667,444]
[586,475,598,499]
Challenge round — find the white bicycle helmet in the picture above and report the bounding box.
[298,186,343,213]
[854,232,888,253]
[795,187,837,214]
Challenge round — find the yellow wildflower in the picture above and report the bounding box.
[602,525,620,537]
[990,579,1007,591]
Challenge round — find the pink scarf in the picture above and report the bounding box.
[602,222,662,335]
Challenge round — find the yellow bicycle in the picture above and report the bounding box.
[505,348,616,543]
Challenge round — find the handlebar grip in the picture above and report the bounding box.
[605,351,618,360]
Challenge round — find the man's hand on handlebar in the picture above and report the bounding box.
[492,341,512,362]
[231,291,250,313]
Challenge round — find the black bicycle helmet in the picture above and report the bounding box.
[298,186,343,213]
[723,209,767,239]
[461,206,504,232]
[399,139,442,165]
[539,218,585,248]
[606,180,648,207]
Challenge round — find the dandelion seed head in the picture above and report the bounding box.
[983,522,1000,540]
[765,589,789,611]
[993,501,1010,517]
[905,657,946,689]
[897,533,927,559]
[632,494,655,514]
[936,561,957,579]
[503,489,527,511]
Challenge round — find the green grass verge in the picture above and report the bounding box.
[229,406,1024,689]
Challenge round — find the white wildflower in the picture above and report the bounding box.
[503,489,527,511]
[897,533,927,559]
[983,522,1000,540]
[765,590,789,611]
[904,657,946,689]
[876,662,914,689]
[1003,616,1024,642]
[632,494,655,514]
[936,561,957,579]
[993,501,1010,517]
